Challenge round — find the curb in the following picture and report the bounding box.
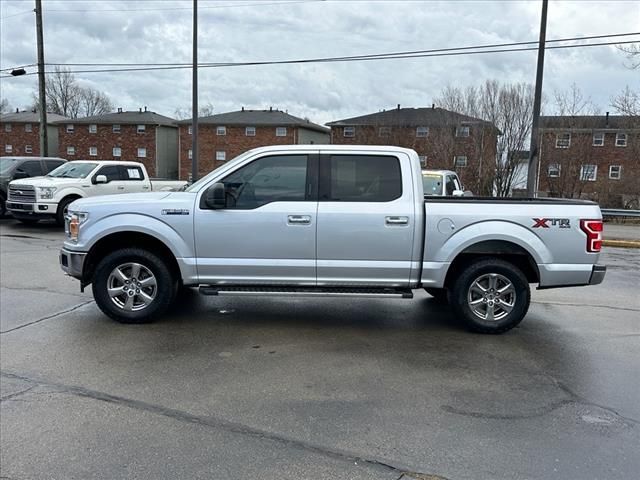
[603,239,640,249]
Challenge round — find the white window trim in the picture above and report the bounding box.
[556,133,571,148]
[343,126,355,137]
[25,124,32,133]
[454,155,468,167]
[456,126,470,137]
[5,145,12,153]
[580,164,597,181]
[67,146,76,155]
[615,133,627,147]
[548,164,561,177]
[89,124,97,133]
[217,126,226,136]
[89,147,98,157]
[112,147,122,157]
[276,127,287,137]
[418,155,427,167]
[4,124,11,132]
[188,126,192,135]
[216,151,226,161]
[245,126,256,137]
[112,124,121,133]
[416,126,429,137]
[592,132,605,146]
[137,124,146,134]
[378,126,391,137]
[609,165,622,180]
[66,124,74,133]
[188,149,193,160]
[137,148,147,158]
[25,145,33,154]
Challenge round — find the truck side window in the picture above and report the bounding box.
[45,160,65,173]
[17,161,43,177]
[325,155,401,202]
[221,155,308,209]
[120,166,144,181]
[445,176,457,196]
[94,165,121,183]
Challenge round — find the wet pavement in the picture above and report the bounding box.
[1,217,639,480]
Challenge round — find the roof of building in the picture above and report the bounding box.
[176,109,329,133]
[0,111,69,124]
[51,110,176,126]
[540,115,639,130]
[326,106,498,130]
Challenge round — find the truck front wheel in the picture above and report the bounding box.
[450,258,530,334]
[92,248,176,324]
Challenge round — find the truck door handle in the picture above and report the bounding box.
[142,185,150,190]
[288,215,311,225]
[385,216,409,226]
[117,186,125,190]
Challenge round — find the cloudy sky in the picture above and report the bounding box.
[1,0,638,124]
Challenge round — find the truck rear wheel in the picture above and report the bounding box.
[92,248,176,324]
[450,258,530,334]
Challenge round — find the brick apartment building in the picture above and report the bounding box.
[177,108,329,180]
[327,106,499,193]
[0,110,69,157]
[54,108,179,178]
[537,114,640,208]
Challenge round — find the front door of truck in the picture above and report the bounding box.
[315,152,416,286]
[91,165,125,195]
[194,153,318,285]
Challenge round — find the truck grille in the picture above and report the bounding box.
[8,184,36,203]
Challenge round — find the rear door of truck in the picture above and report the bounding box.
[316,151,416,287]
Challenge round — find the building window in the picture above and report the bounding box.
[276,127,287,137]
[89,147,98,156]
[188,126,192,135]
[343,126,355,137]
[217,126,226,136]
[137,124,146,134]
[556,133,571,148]
[25,123,32,133]
[4,124,11,132]
[592,132,605,146]
[216,151,226,161]
[453,155,468,167]
[416,126,429,137]
[67,146,75,155]
[378,126,391,137]
[112,124,121,133]
[548,164,561,177]
[112,147,121,157]
[137,148,146,158]
[580,164,597,181]
[245,126,256,136]
[66,124,74,133]
[615,133,627,147]
[89,124,97,133]
[418,155,427,167]
[456,126,470,137]
[25,145,33,154]
[188,149,192,160]
[609,165,622,180]
[5,145,12,153]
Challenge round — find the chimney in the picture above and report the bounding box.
[241,106,245,112]
[144,106,147,112]
[16,108,19,113]
[117,107,122,113]
[432,103,435,109]
[605,111,609,127]
[397,104,401,110]
[269,106,273,112]
[139,107,142,113]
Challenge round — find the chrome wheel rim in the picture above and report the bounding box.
[107,262,157,311]
[467,273,516,322]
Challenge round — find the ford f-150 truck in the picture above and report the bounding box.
[7,160,188,226]
[59,145,606,333]
[422,169,466,196]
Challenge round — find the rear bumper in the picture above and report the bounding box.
[60,248,86,280]
[588,264,606,285]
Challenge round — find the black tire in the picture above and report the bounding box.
[0,194,6,217]
[450,258,530,334]
[425,287,449,303]
[92,248,176,324]
[17,218,39,225]
[56,197,77,227]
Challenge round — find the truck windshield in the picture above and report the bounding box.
[422,174,443,195]
[47,162,98,178]
[0,158,20,174]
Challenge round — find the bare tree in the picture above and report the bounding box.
[0,98,9,113]
[173,102,215,120]
[617,44,640,69]
[553,83,600,116]
[611,85,640,116]
[79,88,112,117]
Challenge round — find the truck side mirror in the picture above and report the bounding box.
[205,182,226,209]
[95,175,108,184]
[452,189,465,197]
[13,170,28,180]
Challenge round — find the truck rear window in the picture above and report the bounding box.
[325,155,402,202]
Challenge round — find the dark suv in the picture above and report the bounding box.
[0,156,66,216]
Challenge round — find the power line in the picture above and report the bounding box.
[1,38,637,79]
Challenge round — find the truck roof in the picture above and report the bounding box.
[422,169,458,176]
[65,160,144,166]
[244,144,419,156]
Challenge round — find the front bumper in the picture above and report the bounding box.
[6,201,58,216]
[60,248,86,280]
[588,264,606,285]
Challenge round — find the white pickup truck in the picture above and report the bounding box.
[59,145,605,334]
[422,169,467,196]
[7,160,187,226]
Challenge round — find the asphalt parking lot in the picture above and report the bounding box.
[1,218,639,480]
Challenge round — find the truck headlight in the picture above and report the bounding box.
[67,211,88,242]
[38,186,57,199]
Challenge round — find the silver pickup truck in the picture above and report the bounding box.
[60,145,605,334]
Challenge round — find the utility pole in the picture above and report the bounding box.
[191,0,198,182]
[35,0,48,156]
[526,0,548,197]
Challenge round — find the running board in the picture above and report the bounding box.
[199,285,414,299]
